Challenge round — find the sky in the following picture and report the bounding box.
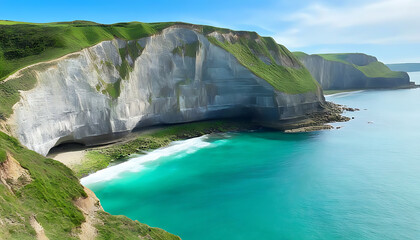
[1,0,419,63]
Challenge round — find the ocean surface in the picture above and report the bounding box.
[83,72,420,240]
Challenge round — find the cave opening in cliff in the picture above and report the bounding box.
[47,142,87,156]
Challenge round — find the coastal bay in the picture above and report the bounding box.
[83,73,420,239]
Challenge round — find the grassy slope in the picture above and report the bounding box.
[208,35,318,94]
[356,61,405,78]
[314,53,406,79]
[0,131,86,239]
[73,120,258,178]
[0,21,173,119]
[0,131,179,239]
[292,51,308,59]
[0,20,319,121]
[0,21,174,81]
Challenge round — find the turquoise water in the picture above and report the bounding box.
[83,73,420,240]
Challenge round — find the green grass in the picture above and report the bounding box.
[0,20,320,119]
[0,21,177,81]
[72,151,113,178]
[0,21,174,118]
[172,41,200,57]
[356,61,406,78]
[0,64,47,118]
[207,36,319,94]
[0,149,6,163]
[96,212,180,240]
[0,131,86,239]
[292,51,308,59]
[73,120,258,177]
[0,130,179,239]
[102,79,122,99]
[315,53,406,79]
[0,20,33,25]
[316,53,353,65]
[117,41,143,80]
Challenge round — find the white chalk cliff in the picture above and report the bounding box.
[8,27,324,156]
[297,53,410,90]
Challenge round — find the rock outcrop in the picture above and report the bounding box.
[7,26,324,156]
[0,152,32,192]
[296,53,410,90]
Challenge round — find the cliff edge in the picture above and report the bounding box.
[1,22,325,156]
[294,52,411,90]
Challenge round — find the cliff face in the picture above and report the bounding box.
[7,27,324,156]
[297,53,410,90]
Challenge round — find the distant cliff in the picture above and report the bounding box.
[294,52,410,90]
[0,23,324,156]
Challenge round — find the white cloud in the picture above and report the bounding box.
[271,0,420,48]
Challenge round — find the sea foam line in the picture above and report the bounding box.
[81,135,211,185]
[325,90,365,99]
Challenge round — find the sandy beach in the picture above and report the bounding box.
[47,143,87,167]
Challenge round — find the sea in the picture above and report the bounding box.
[82,72,420,240]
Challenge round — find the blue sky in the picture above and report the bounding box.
[1,0,419,63]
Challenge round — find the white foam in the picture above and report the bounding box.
[81,135,211,185]
[325,90,365,99]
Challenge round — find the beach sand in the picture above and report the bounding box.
[47,143,87,167]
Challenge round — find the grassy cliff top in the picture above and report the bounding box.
[356,61,406,78]
[295,52,407,79]
[292,51,308,59]
[0,130,179,239]
[208,35,318,94]
[0,20,250,81]
[0,20,319,120]
[0,20,176,81]
[0,20,318,93]
[315,53,361,65]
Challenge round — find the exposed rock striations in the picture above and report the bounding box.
[5,26,324,156]
[295,52,411,90]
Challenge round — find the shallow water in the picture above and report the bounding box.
[84,73,420,240]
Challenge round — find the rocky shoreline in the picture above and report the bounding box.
[264,102,358,133]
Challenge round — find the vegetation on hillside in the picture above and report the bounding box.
[0,21,175,81]
[291,51,308,59]
[0,66,39,118]
[306,53,407,79]
[172,41,200,57]
[0,21,171,118]
[208,35,319,94]
[73,120,259,178]
[0,20,321,119]
[356,61,406,78]
[314,53,354,65]
[0,148,6,163]
[0,131,86,239]
[96,212,179,240]
[0,131,179,239]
